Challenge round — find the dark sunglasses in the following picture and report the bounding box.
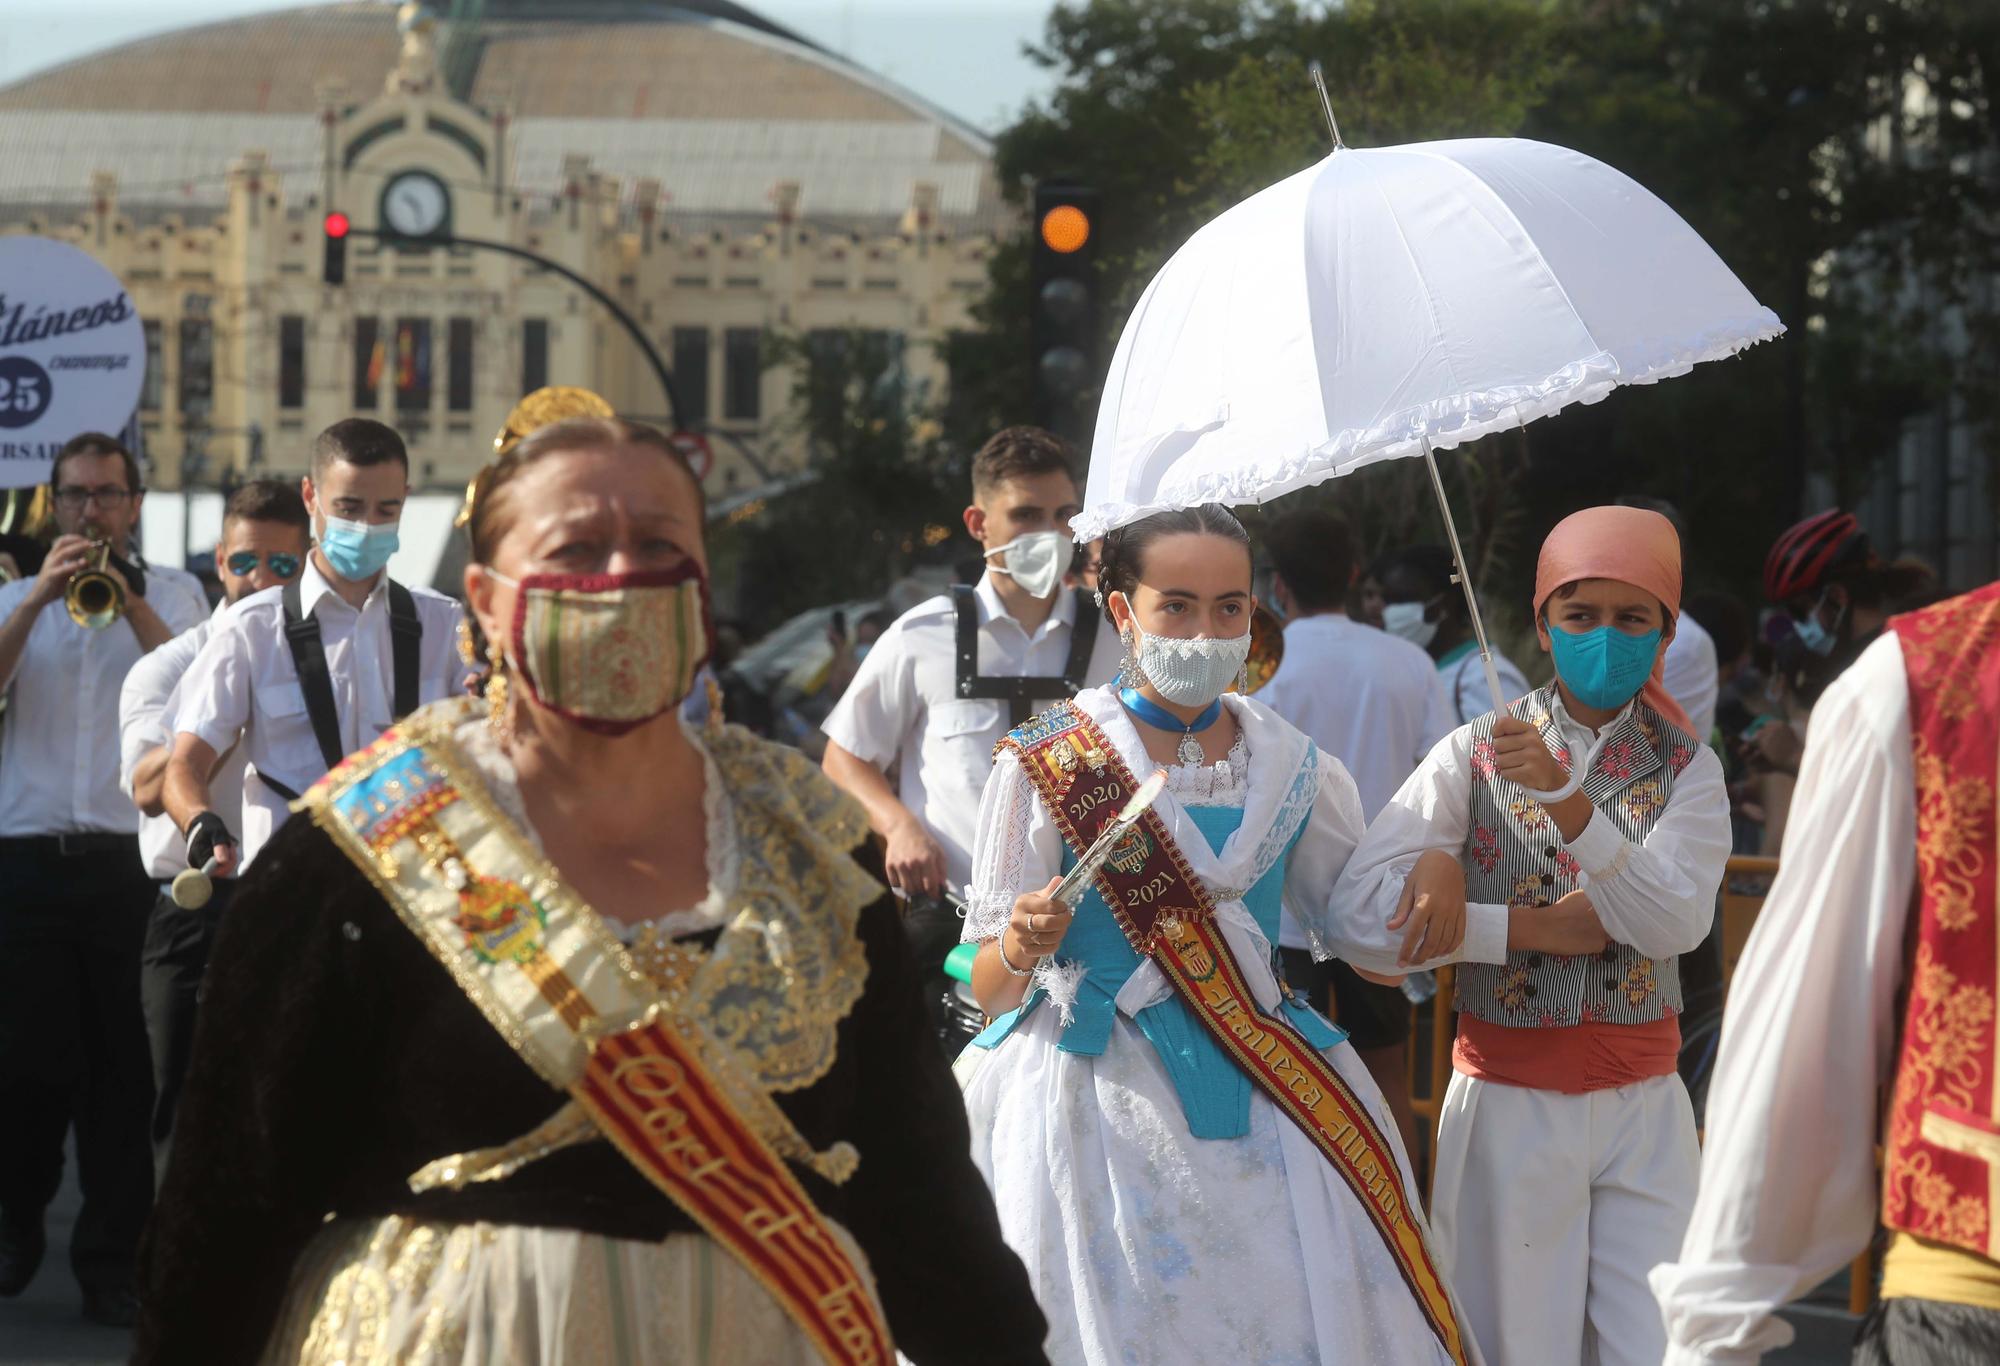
[226,551,302,579]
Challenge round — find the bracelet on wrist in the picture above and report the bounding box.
[996,929,1034,977]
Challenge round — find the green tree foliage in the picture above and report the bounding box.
[712,329,963,634]
[948,0,2000,613]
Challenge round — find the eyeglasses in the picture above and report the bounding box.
[54,485,136,512]
[225,551,303,579]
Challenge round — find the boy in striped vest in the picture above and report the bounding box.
[1340,506,1733,1366]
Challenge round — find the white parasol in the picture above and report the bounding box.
[1077,69,1785,703]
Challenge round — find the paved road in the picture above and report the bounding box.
[1,1139,1861,1365]
[0,1144,130,1365]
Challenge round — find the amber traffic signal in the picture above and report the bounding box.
[1031,183,1100,445]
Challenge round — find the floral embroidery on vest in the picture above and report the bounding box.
[1454,686,1691,1029]
[1470,826,1502,873]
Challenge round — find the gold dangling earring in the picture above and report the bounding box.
[456,618,478,668]
[486,638,512,742]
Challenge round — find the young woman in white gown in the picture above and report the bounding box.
[957,505,1485,1366]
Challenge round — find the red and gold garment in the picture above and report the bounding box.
[1883,582,2000,1271]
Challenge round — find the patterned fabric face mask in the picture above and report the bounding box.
[492,562,713,735]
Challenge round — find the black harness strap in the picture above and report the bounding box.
[953,585,1103,727]
[281,578,425,774]
[387,581,421,722]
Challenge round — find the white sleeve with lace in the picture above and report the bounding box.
[961,751,1065,943]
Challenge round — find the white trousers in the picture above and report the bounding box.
[1431,1071,1699,1366]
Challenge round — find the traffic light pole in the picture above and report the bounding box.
[344,226,683,429]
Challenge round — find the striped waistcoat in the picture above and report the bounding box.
[1454,685,1702,1029]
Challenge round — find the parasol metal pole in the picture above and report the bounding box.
[1421,436,1510,711]
[1307,60,1346,151]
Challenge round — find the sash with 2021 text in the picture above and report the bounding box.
[998,701,1471,1365]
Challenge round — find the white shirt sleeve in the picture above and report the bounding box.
[173,614,256,757]
[119,626,200,795]
[156,571,211,637]
[821,621,916,768]
[1329,732,1512,972]
[1652,633,1915,1366]
[961,750,1064,943]
[1664,617,1721,741]
[1565,744,1731,960]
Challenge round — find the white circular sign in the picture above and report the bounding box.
[0,237,146,489]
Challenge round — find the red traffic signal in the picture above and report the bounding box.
[322,210,349,285]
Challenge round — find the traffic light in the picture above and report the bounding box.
[322,210,350,286]
[1030,181,1099,445]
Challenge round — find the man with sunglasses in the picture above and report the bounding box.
[117,480,308,1183]
[0,433,208,1327]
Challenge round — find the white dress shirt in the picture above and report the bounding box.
[0,565,209,837]
[1437,639,1535,726]
[1260,613,1456,819]
[1338,693,1732,966]
[1651,633,1915,1364]
[1664,613,1720,742]
[173,557,464,867]
[820,574,1120,900]
[1259,612,1457,950]
[120,609,250,881]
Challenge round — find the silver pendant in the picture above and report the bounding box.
[1177,730,1205,766]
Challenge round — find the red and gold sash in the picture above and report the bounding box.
[304,705,893,1366]
[1000,701,1470,1364]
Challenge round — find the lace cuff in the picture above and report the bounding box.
[961,750,1061,944]
[961,891,1015,944]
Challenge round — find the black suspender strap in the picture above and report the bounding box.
[280,578,427,775]
[386,580,421,721]
[280,578,346,773]
[953,585,1104,727]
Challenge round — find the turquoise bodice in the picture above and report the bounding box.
[971,803,1346,1140]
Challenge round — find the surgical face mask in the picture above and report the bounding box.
[1381,601,1439,650]
[488,561,713,736]
[1548,624,1662,712]
[985,529,1069,600]
[1129,623,1254,708]
[1790,590,1845,657]
[318,514,400,581]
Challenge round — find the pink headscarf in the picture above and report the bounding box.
[1531,506,1695,736]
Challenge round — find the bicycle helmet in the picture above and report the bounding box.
[1763,509,1870,603]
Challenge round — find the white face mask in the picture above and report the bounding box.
[1129,623,1253,707]
[1381,601,1439,650]
[985,529,1069,601]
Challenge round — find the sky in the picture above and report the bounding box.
[0,0,1063,135]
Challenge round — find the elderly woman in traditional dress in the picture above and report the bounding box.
[136,415,1047,1366]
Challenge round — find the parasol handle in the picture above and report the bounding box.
[1420,439,1510,713]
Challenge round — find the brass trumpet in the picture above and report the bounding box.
[65,538,127,629]
[1240,603,1286,693]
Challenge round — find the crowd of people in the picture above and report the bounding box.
[0,403,1989,1366]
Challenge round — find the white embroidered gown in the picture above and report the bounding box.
[958,687,1471,1366]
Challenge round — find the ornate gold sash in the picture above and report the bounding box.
[302,708,894,1366]
[1001,701,1470,1365]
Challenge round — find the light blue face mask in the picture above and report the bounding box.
[318,514,400,581]
[1790,591,1844,657]
[1548,623,1662,711]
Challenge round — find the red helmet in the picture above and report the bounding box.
[1764,509,1869,603]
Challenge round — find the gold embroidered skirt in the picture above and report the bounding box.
[261,1216,818,1366]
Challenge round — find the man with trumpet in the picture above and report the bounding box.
[0,432,207,1327]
